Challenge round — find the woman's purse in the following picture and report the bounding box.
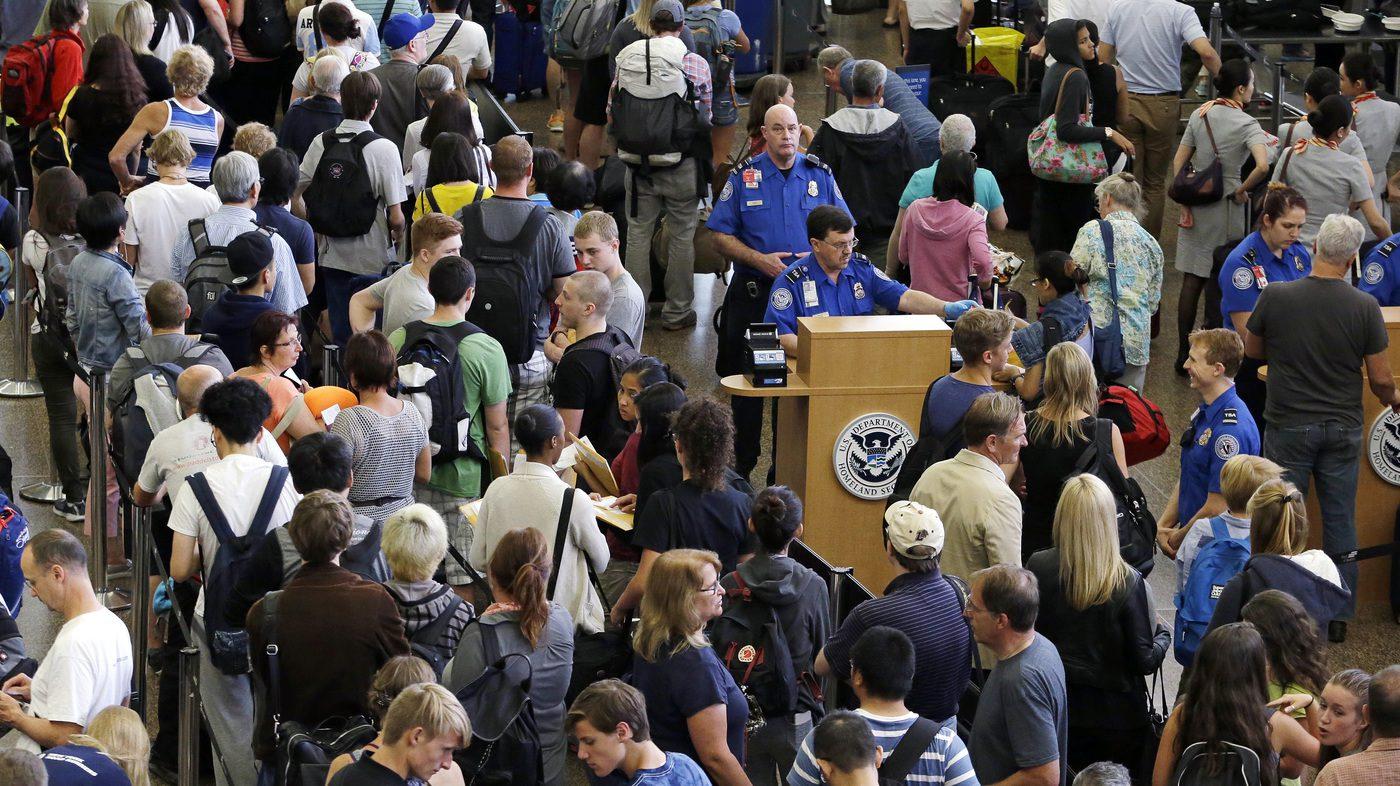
[30,87,78,175]
[1027,68,1109,184]
[1168,110,1226,206]
[1091,219,1127,382]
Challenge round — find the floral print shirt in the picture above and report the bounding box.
[1070,210,1164,367]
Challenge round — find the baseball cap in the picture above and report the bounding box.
[884,501,944,559]
[228,231,273,287]
[383,13,435,49]
[650,0,684,23]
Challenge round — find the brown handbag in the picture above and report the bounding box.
[1168,110,1226,206]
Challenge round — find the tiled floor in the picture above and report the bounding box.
[1,5,1394,783]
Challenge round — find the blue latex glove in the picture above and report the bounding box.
[944,300,980,322]
[153,578,173,615]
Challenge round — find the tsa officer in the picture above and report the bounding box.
[765,205,977,358]
[1158,328,1261,558]
[1217,184,1310,428]
[1360,230,1400,305]
[709,103,851,479]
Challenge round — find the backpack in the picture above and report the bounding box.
[37,233,83,350]
[259,591,378,786]
[565,326,640,400]
[1,34,61,128]
[240,0,294,57]
[460,203,547,365]
[188,465,290,675]
[1173,516,1250,667]
[185,221,276,332]
[876,718,942,786]
[1099,383,1171,466]
[610,37,702,170]
[0,497,30,619]
[1073,418,1158,577]
[685,5,735,94]
[404,591,465,680]
[304,130,382,238]
[548,0,619,63]
[397,321,489,467]
[888,376,962,506]
[110,343,222,484]
[454,623,545,786]
[710,573,801,721]
[1169,740,1263,786]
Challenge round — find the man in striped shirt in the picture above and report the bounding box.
[790,626,979,786]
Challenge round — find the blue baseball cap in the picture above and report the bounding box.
[383,13,435,49]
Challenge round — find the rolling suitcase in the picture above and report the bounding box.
[492,7,548,99]
[929,71,1015,157]
[733,0,818,87]
[984,93,1039,230]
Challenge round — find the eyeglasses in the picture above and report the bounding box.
[274,337,303,348]
[698,581,722,595]
[817,237,859,254]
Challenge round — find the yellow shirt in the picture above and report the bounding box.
[413,181,494,221]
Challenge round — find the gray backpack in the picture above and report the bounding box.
[548,0,619,64]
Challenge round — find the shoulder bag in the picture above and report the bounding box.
[1027,68,1109,184]
[1091,220,1127,381]
[1169,110,1226,206]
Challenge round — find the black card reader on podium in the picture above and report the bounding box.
[744,323,788,388]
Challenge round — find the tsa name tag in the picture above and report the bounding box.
[744,168,761,188]
[808,180,818,197]
[1251,265,1269,288]
[802,279,818,308]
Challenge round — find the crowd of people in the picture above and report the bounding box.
[0,0,1398,785]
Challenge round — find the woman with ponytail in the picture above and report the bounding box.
[632,549,752,786]
[1339,52,1400,226]
[719,487,830,785]
[1216,183,1310,424]
[1270,93,1389,242]
[446,527,573,785]
[1271,668,1373,769]
[1171,59,1271,371]
[1205,479,1351,638]
[1008,251,1094,400]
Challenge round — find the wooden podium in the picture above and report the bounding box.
[721,315,952,594]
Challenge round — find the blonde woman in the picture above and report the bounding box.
[631,549,752,786]
[41,705,150,786]
[109,44,224,191]
[327,656,467,786]
[382,504,475,661]
[1205,479,1352,636]
[1027,474,1168,781]
[1018,342,1129,561]
[115,0,174,100]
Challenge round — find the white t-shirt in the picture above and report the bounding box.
[150,11,195,63]
[123,181,221,293]
[424,13,491,71]
[168,454,302,617]
[19,609,133,753]
[1289,550,1344,588]
[294,0,381,55]
[365,264,434,337]
[906,0,962,30]
[401,108,487,174]
[409,143,495,195]
[1045,0,1117,64]
[137,416,285,504]
[292,44,377,94]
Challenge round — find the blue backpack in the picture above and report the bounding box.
[0,494,29,618]
[1174,516,1250,666]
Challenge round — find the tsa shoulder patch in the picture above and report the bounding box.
[1365,261,1386,286]
[1231,266,1254,290]
[770,286,793,311]
[1214,433,1240,460]
[1381,240,1397,258]
[719,181,733,201]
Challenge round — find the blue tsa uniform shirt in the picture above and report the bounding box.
[1177,385,1260,526]
[1218,232,1311,327]
[762,253,908,334]
[1361,234,1400,305]
[707,151,852,284]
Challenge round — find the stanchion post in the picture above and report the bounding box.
[1208,3,1222,101]
[322,344,340,388]
[824,566,852,714]
[772,0,785,76]
[88,370,109,592]
[1273,58,1285,134]
[0,186,41,399]
[130,505,152,716]
[177,646,201,786]
[825,83,837,118]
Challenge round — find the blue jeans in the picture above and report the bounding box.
[1264,422,1361,618]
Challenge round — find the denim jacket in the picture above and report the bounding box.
[64,248,149,371]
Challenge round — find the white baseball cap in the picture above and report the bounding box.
[884,501,945,559]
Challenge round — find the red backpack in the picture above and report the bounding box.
[1098,383,1170,466]
[2,34,60,128]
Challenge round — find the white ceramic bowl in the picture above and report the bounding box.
[1384,15,1400,29]
[1334,11,1365,25]
[1321,4,1342,17]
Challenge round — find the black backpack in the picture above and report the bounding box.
[185,221,276,332]
[239,0,293,57]
[110,343,224,485]
[37,233,83,351]
[563,326,640,446]
[402,590,466,680]
[305,130,382,238]
[888,376,964,506]
[397,320,490,467]
[460,203,547,365]
[710,573,801,722]
[454,623,545,786]
[1072,418,1158,577]
[1170,741,1264,786]
[188,465,290,675]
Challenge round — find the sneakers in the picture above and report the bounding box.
[662,310,698,331]
[54,498,85,522]
[547,109,565,132]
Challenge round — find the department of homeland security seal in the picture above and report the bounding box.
[832,413,916,499]
[1365,261,1385,286]
[1368,409,1400,486]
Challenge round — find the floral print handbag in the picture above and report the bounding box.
[1028,67,1109,184]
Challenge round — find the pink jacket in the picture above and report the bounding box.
[900,197,993,302]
